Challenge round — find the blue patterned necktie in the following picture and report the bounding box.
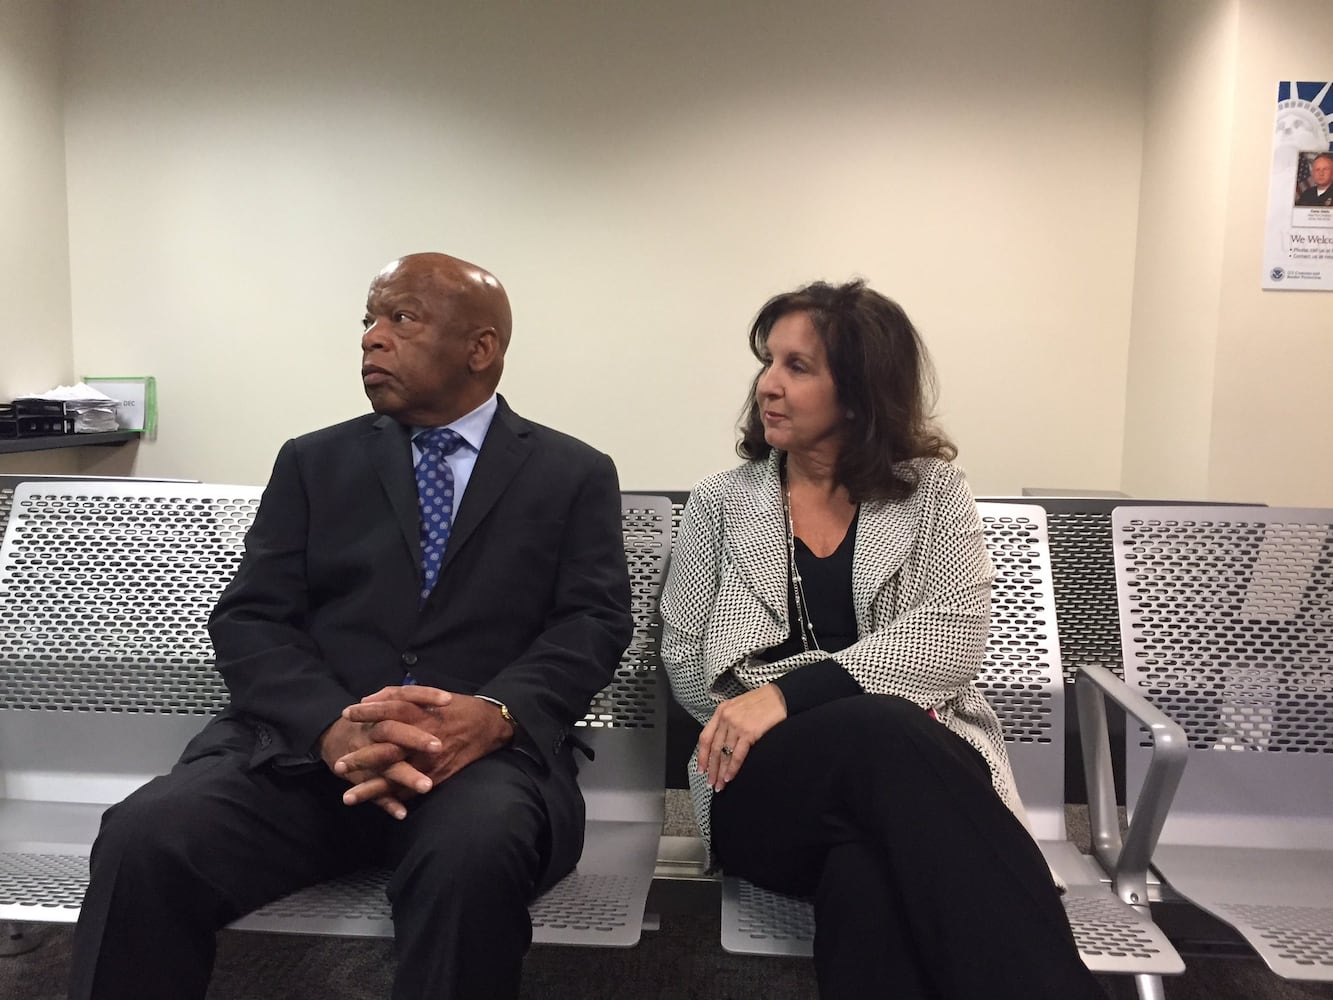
[414,427,467,605]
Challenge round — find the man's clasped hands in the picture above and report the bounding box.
[318,686,516,820]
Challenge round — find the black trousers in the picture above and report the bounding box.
[711,695,1107,1000]
[67,745,551,1000]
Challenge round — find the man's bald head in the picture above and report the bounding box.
[361,252,513,426]
[378,253,512,354]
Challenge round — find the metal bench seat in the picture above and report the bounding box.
[719,503,1186,997]
[0,481,670,949]
[720,861,1181,966]
[233,820,659,944]
[1113,506,1333,981]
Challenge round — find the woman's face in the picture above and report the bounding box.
[755,312,845,457]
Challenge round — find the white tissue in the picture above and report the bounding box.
[21,382,119,402]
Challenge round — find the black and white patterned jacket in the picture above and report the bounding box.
[661,452,1033,855]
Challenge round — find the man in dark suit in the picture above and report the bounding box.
[68,253,634,1000]
[1297,152,1333,206]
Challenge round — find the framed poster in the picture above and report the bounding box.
[1263,81,1333,290]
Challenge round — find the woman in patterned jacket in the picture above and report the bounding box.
[660,280,1104,999]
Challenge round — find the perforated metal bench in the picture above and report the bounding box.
[978,495,1262,807]
[1110,505,1333,982]
[976,497,1266,688]
[0,481,671,949]
[716,503,1188,998]
[0,474,197,537]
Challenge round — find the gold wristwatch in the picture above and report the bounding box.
[476,695,517,734]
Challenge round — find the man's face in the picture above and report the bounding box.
[1313,157,1333,189]
[360,260,473,426]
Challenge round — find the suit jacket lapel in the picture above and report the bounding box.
[439,396,532,576]
[366,415,421,571]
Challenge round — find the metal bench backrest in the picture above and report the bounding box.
[1114,506,1333,848]
[974,503,1065,840]
[980,496,1264,804]
[575,494,671,822]
[979,497,1263,684]
[0,474,198,544]
[0,482,261,803]
[0,482,669,810]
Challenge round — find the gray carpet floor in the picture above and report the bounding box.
[5,919,1333,999]
[3,797,1329,998]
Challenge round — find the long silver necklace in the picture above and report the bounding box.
[782,475,822,653]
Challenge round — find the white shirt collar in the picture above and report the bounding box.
[413,393,498,453]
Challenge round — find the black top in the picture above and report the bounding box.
[764,509,865,714]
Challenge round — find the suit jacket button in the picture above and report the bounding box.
[553,735,564,754]
[401,652,418,666]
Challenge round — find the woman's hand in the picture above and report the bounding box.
[698,684,787,790]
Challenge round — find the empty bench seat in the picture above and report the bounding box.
[1112,505,1333,982]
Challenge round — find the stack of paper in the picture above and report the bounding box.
[16,383,121,433]
[83,376,158,435]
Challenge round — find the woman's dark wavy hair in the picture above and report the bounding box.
[737,280,956,503]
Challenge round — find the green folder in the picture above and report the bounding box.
[82,376,157,435]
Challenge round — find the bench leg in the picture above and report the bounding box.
[1134,973,1166,1000]
[0,922,47,957]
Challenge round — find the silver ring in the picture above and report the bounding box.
[720,745,734,756]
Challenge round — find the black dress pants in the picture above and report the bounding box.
[711,694,1107,1000]
[67,744,551,1000]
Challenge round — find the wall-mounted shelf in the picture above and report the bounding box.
[0,431,141,455]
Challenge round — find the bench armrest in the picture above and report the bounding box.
[1075,663,1188,909]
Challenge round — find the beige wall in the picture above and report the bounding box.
[15,0,1330,503]
[61,0,1149,493]
[1121,0,1237,500]
[1208,0,1333,506]
[0,0,77,475]
[1122,0,1333,507]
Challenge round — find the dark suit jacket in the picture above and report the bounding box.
[204,395,633,886]
[1297,184,1333,207]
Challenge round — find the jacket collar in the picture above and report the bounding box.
[851,483,915,628]
[439,395,531,575]
[721,451,916,622]
[366,415,419,567]
[721,453,789,619]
